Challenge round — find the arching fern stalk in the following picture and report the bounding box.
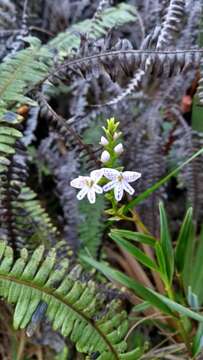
[0,242,139,360]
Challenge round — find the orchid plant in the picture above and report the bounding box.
[70,118,141,208]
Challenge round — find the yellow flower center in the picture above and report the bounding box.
[85,179,94,188]
[117,174,123,182]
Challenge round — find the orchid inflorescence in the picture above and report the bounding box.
[70,118,141,204]
[70,168,141,204]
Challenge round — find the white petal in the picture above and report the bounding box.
[114,143,124,155]
[87,189,96,204]
[77,187,88,200]
[114,183,124,202]
[93,184,103,194]
[113,131,122,140]
[103,168,119,180]
[123,181,135,195]
[100,136,109,146]
[90,169,104,183]
[70,176,86,189]
[103,180,117,192]
[123,171,141,183]
[101,150,110,163]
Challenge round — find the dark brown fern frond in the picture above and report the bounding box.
[38,93,100,167]
[38,135,81,252]
[170,107,203,222]
[50,49,201,109]
[91,0,111,31]
[198,56,203,105]
[156,0,186,50]
[0,140,28,252]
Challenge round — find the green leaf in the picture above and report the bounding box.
[81,256,174,316]
[119,347,143,359]
[175,208,193,273]
[0,40,49,113]
[82,257,203,324]
[187,286,199,311]
[124,147,203,212]
[188,228,203,303]
[110,229,156,247]
[110,233,159,272]
[159,202,174,284]
[132,301,151,313]
[0,242,139,359]
[155,242,167,282]
[192,322,203,357]
[151,292,203,323]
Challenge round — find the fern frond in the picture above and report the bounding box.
[37,134,82,252]
[48,3,138,56]
[90,0,111,38]
[15,186,59,248]
[0,37,49,115]
[0,112,58,250]
[5,0,29,57]
[59,49,201,82]
[38,94,99,167]
[156,0,186,50]
[198,56,203,105]
[79,197,105,258]
[57,49,200,107]
[0,111,28,250]
[0,242,138,359]
[92,0,111,21]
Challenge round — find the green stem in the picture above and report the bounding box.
[16,331,26,360]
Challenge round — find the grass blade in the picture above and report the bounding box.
[110,233,159,271]
[81,256,203,324]
[159,202,174,284]
[81,255,173,316]
[175,208,193,273]
[110,229,156,247]
[124,148,203,212]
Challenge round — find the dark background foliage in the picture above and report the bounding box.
[0,0,202,359]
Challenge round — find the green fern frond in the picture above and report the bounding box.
[48,3,137,57]
[79,197,105,258]
[78,119,106,258]
[15,186,59,246]
[0,241,138,359]
[0,113,23,158]
[0,37,50,115]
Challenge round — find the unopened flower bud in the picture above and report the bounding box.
[113,131,122,140]
[101,150,110,163]
[114,143,124,155]
[100,136,109,146]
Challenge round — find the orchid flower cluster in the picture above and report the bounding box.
[70,118,141,204]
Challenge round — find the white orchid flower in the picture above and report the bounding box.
[70,169,103,204]
[103,168,141,201]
